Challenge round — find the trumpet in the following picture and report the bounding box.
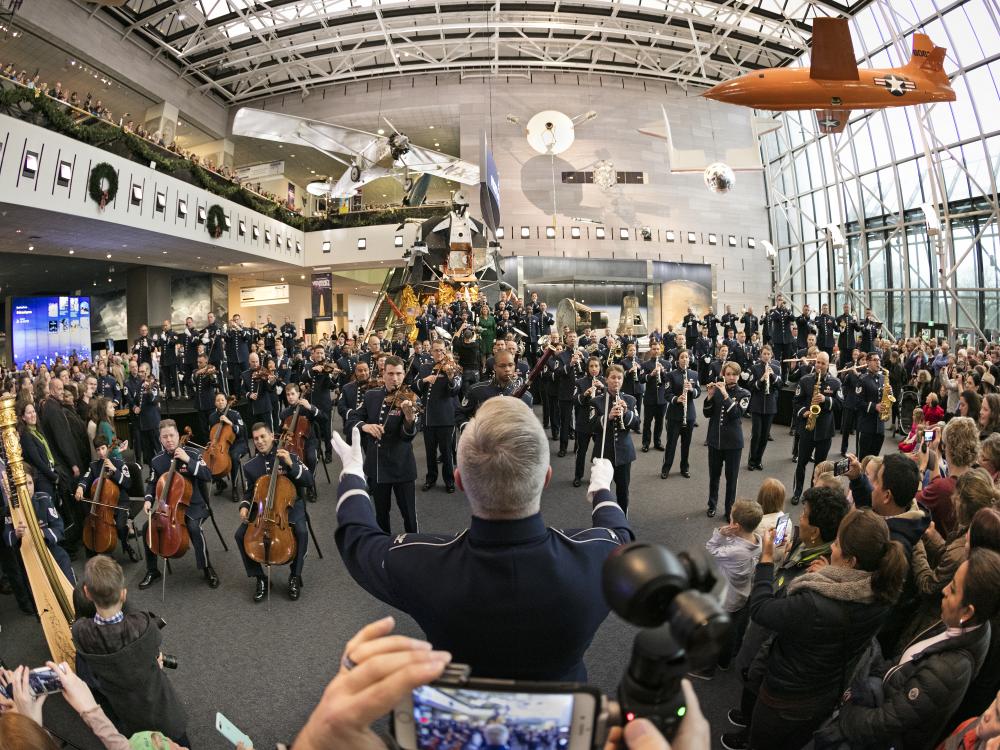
[607,345,622,368]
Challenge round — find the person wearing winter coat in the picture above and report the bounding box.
[745,509,907,750]
[822,549,1000,750]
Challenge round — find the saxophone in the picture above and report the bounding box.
[880,367,896,423]
[805,372,822,431]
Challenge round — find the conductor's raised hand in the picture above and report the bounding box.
[332,427,365,480]
[588,458,615,499]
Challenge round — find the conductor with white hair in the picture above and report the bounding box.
[331,396,634,681]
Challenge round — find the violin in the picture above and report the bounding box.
[243,435,298,567]
[204,396,237,478]
[382,384,422,424]
[82,458,120,554]
[148,427,194,560]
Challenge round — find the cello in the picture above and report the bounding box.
[204,396,237,478]
[280,384,312,462]
[242,433,297,567]
[148,427,194,560]
[82,458,120,554]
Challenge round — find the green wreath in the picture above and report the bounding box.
[206,204,226,239]
[88,162,118,210]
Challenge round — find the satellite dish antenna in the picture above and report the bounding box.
[525,111,576,155]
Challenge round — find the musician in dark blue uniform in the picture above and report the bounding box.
[790,352,842,504]
[859,309,882,354]
[702,308,721,344]
[416,341,462,493]
[242,353,278,433]
[208,391,247,501]
[572,358,605,487]
[856,353,888,458]
[795,304,816,350]
[740,307,759,339]
[338,360,371,441]
[839,348,864,455]
[694,328,713,385]
[191,354,218,444]
[551,332,584,457]
[138,420,217,590]
[661,350,700,480]
[302,347,337,463]
[347,356,419,534]
[836,304,860,368]
[332,395,634,681]
[94,360,122,405]
[154,320,180,399]
[683,308,700,351]
[131,325,153,367]
[125,363,160,470]
[4,469,76,584]
[720,305,738,338]
[74,434,138,561]
[585,365,637,513]
[458,351,532,430]
[179,317,201,398]
[767,296,795,375]
[638,340,670,452]
[622,343,643,433]
[704,362,750,519]
[815,303,837,358]
[279,383,320,500]
[745,345,782,471]
[235,422,313,602]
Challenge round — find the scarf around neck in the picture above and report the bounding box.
[786,565,876,604]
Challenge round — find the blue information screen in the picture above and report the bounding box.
[12,296,92,367]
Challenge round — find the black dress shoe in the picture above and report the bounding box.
[231,486,239,503]
[653,444,664,451]
[125,542,141,563]
[790,495,801,506]
[641,445,649,453]
[204,566,220,589]
[213,481,226,496]
[746,463,756,471]
[253,576,267,603]
[681,470,691,478]
[288,575,302,601]
[421,481,435,491]
[139,571,162,589]
[445,485,456,494]
[660,470,669,479]
[706,507,717,518]
[557,449,567,457]
[307,486,317,503]
[572,478,582,487]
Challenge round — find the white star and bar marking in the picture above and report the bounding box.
[874,74,917,96]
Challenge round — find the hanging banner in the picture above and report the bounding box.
[479,132,500,241]
[235,161,285,181]
[312,273,333,321]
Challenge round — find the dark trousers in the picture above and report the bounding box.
[708,446,741,519]
[141,514,210,572]
[139,429,158,470]
[196,410,212,445]
[423,426,455,487]
[749,412,775,466]
[160,364,179,398]
[792,433,832,498]
[234,521,308,578]
[685,336,696,351]
[461,369,479,399]
[541,386,552,428]
[314,409,332,460]
[547,393,561,437]
[642,402,665,448]
[662,419,692,473]
[574,431,594,480]
[858,431,885,459]
[840,408,857,454]
[557,400,574,450]
[181,363,196,396]
[373,481,417,534]
[614,462,632,514]
[251,409,274,434]
[750,692,835,750]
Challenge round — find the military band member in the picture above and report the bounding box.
[746,345,782,471]
[585,365,636,513]
[359,333,382,370]
[95,360,122,405]
[720,305,738,337]
[191,354,218,444]
[622,343,643,433]
[661,350,700,479]
[683,307,700,350]
[693,327,713,385]
[261,315,278,354]
[132,325,153,367]
[839,348,864,455]
[125,363,160,469]
[417,341,462,493]
[704,362,750,519]
[729,331,752,370]
[139,420,218,590]
[348,356,419,534]
[856,353,887,458]
[815,303,837,358]
[75,434,138,561]
[242,353,278,433]
[552,332,585,457]
[5,469,76,583]
[702,308,721,343]
[836,304,860,368]
[280,316,297,351]
[859,309,882,354]
[458,350,531,428]
[767,297,795,375]
[154,320,179,399]
[208,392,247,501]
[235,422,313,602]
[227,315,253,396]
[338,360,371,442]
[795,304,816,350]
[639,341,670,452]
[740,306,759,338]
[573,358,606,487]
[541,342,562,437]
[303,347,336,462]
[180,316,201,397]
[790,352,841,504]
[707,344,730,384]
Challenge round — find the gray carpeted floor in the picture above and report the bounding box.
[2,408,860,749]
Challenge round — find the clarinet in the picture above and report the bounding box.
[681,373,689,427]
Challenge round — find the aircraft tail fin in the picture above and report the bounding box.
[904,33,949,83]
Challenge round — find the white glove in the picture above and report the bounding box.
[331,427,365,480]
[588,457,614,498]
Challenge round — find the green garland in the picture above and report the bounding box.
[206,204,226,239]
[88,162,118,209]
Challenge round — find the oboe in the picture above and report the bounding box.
[681,375,690,427]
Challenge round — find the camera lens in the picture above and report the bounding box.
[161,654,179,669]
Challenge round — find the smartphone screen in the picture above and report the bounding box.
[216,712,253,748]
[395,683,597,750]
[833,458,850,476]
[774,514,791,547]
[28,668,63,696]
[924,430,936,442]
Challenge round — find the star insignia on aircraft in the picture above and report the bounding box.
[819,116,841,129]
[874,74,916,96]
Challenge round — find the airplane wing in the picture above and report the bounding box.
[326,165,393,199]
[397,144,479,185]
[815,109,850,134]
[809,17,860,81]
[232,108,384,166]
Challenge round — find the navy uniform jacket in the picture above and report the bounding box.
[815,314,837,349]
[347,388,419,485]
[795,314,816,348]
[856,370,887,435]
[840,368,861,411]
[240,448,312,524]
[740,313,759,337]
[747,361,782,415]
[639,358,671,406]
[415,363,462,428]
[703,384,750,451]
[683,314,700,339]
[76,457,130,508]
[793,373,842,441]
[132,336,153,366]
[720,313,738,335]
[415,315,434,342]
[96,375,121,405]
[702,313,721,340]
[202,324,226,366]
[4,492,65,549]
[538,311,554,335]
[768,307,794,345]
[859,320,881,353]
[280,323,297,350]
[458,380,533,427]
[124,378,161,431]
[334,472,633,680]
[553,350,585,401]
[191,369,218,411]
[338,381,366,430]
[180,326,201,366]
[261,323,278,352]
[242,369,277,416]
[729,341,752,370]
[621,357,644,400]
[154,330,178,366]
[707,357,727,384]
[144,449,212,521]
[209,408,248,455]
[302,367,336,414]
[586,391,637,466]
[665,368,701,423]
[837,315,860,353]
[574,376,605,435]
[693,336,713,364]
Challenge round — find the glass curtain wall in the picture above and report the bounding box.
[762,0,1000,339]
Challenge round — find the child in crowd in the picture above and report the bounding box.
[923,391,945,426]
[899,407,926,453]
[754,478,786,537]
[704,499,763,671]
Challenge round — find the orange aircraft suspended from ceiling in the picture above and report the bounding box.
[702,17,956,134]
